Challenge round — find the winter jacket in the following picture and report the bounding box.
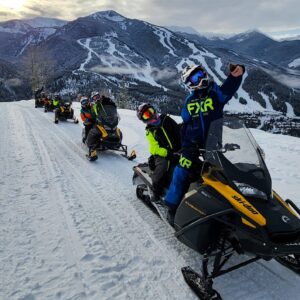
[181,74,243,148]
[80,106,95,124]
[146,114,181,158]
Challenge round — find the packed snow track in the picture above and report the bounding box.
[1,100,300,300]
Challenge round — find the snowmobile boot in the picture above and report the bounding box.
[87,149,98,161]
[166,205,177,227]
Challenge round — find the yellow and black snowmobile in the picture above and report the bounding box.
[133,117,300,300]
[82,104,136,160]
[54,101,78,124]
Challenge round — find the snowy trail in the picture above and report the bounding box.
[1,100,300,300]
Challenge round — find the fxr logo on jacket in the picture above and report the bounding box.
[187,98,214,116]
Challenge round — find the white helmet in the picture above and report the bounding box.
[91,91,100,102]
[182,65,210,90]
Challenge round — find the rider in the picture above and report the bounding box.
[164,63,245,225]
[54,95,63,123]
[34,86,44,107]
[137,103,181,200]
[85,91,115,161]
[80,96,95,143]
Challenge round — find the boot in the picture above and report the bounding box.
[166,204,177,227]
[87,148,98,161]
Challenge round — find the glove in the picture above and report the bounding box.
[167,152,180,164]
[83,119,92,126]
[229,64,245,76]
[148,155,156,171]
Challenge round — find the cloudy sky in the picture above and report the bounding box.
[0,0,300,38]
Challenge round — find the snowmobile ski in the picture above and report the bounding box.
[181,267,222,300]
[136,184,159,215]
[86,151,98,161]
[121,149,136,161]
[276,254,300,274]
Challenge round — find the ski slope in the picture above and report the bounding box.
[1,100,300,300]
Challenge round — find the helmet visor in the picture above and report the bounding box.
[142,107,155,121]
[189,70,206,85]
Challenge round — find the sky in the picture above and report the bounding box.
[0,0,300,39]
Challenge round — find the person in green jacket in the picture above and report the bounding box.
[137,103,181,199]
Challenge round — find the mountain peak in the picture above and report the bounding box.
[90,10,126,22]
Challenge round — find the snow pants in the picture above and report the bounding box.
[86,126,102,151]
[151,156,169,197]
[165,147,200,208]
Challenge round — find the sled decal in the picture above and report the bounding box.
[273,191,298,217]
[203,176,266,226]
[97,125,108,138]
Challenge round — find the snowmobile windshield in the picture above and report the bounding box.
[96,104,119,128]
[205,117,272,198]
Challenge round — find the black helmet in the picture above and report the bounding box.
[137,103,157,123]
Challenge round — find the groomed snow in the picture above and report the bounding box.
[1,100,300,300]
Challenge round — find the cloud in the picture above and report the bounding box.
[264,68,300,89]
[151,67,177,81]
[90,65,137,75]
[0,0,300,36]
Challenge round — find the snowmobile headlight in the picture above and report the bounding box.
[233,181,268,200]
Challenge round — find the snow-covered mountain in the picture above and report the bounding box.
[178,29,300,71]
[22,17,67,28]
[0,10,299,135]
[1,100,300,299]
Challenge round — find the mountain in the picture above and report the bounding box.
[0,59,31,101]
[178,30,300,70]
[22,17,67,28]
[167,25,201,35]
[0,17,67,63]
[0,10,299,136]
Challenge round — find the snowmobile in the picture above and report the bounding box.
[133,117,300,300]
[35,97,46,108]
[44,99,56,113]
[54,101,78,124]
[82,104,136,161]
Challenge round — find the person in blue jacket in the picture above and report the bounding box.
[165,63,245,225]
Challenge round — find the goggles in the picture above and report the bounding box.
[81,99,89,106]
[142,107,155,121]
[92,94,100,101]
[189,70,206,85]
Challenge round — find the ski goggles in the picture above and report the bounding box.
[189,70,206,85]
[81,99,89,106]
[142,107,155,121]
[92,94,100,101]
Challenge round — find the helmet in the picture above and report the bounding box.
[182,65,210,90]
[80,96,89,108]
[91,91,100,102]
[54,94,61,100]
[137,103,157,123]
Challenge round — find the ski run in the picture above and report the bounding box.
[1,100,300,300]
